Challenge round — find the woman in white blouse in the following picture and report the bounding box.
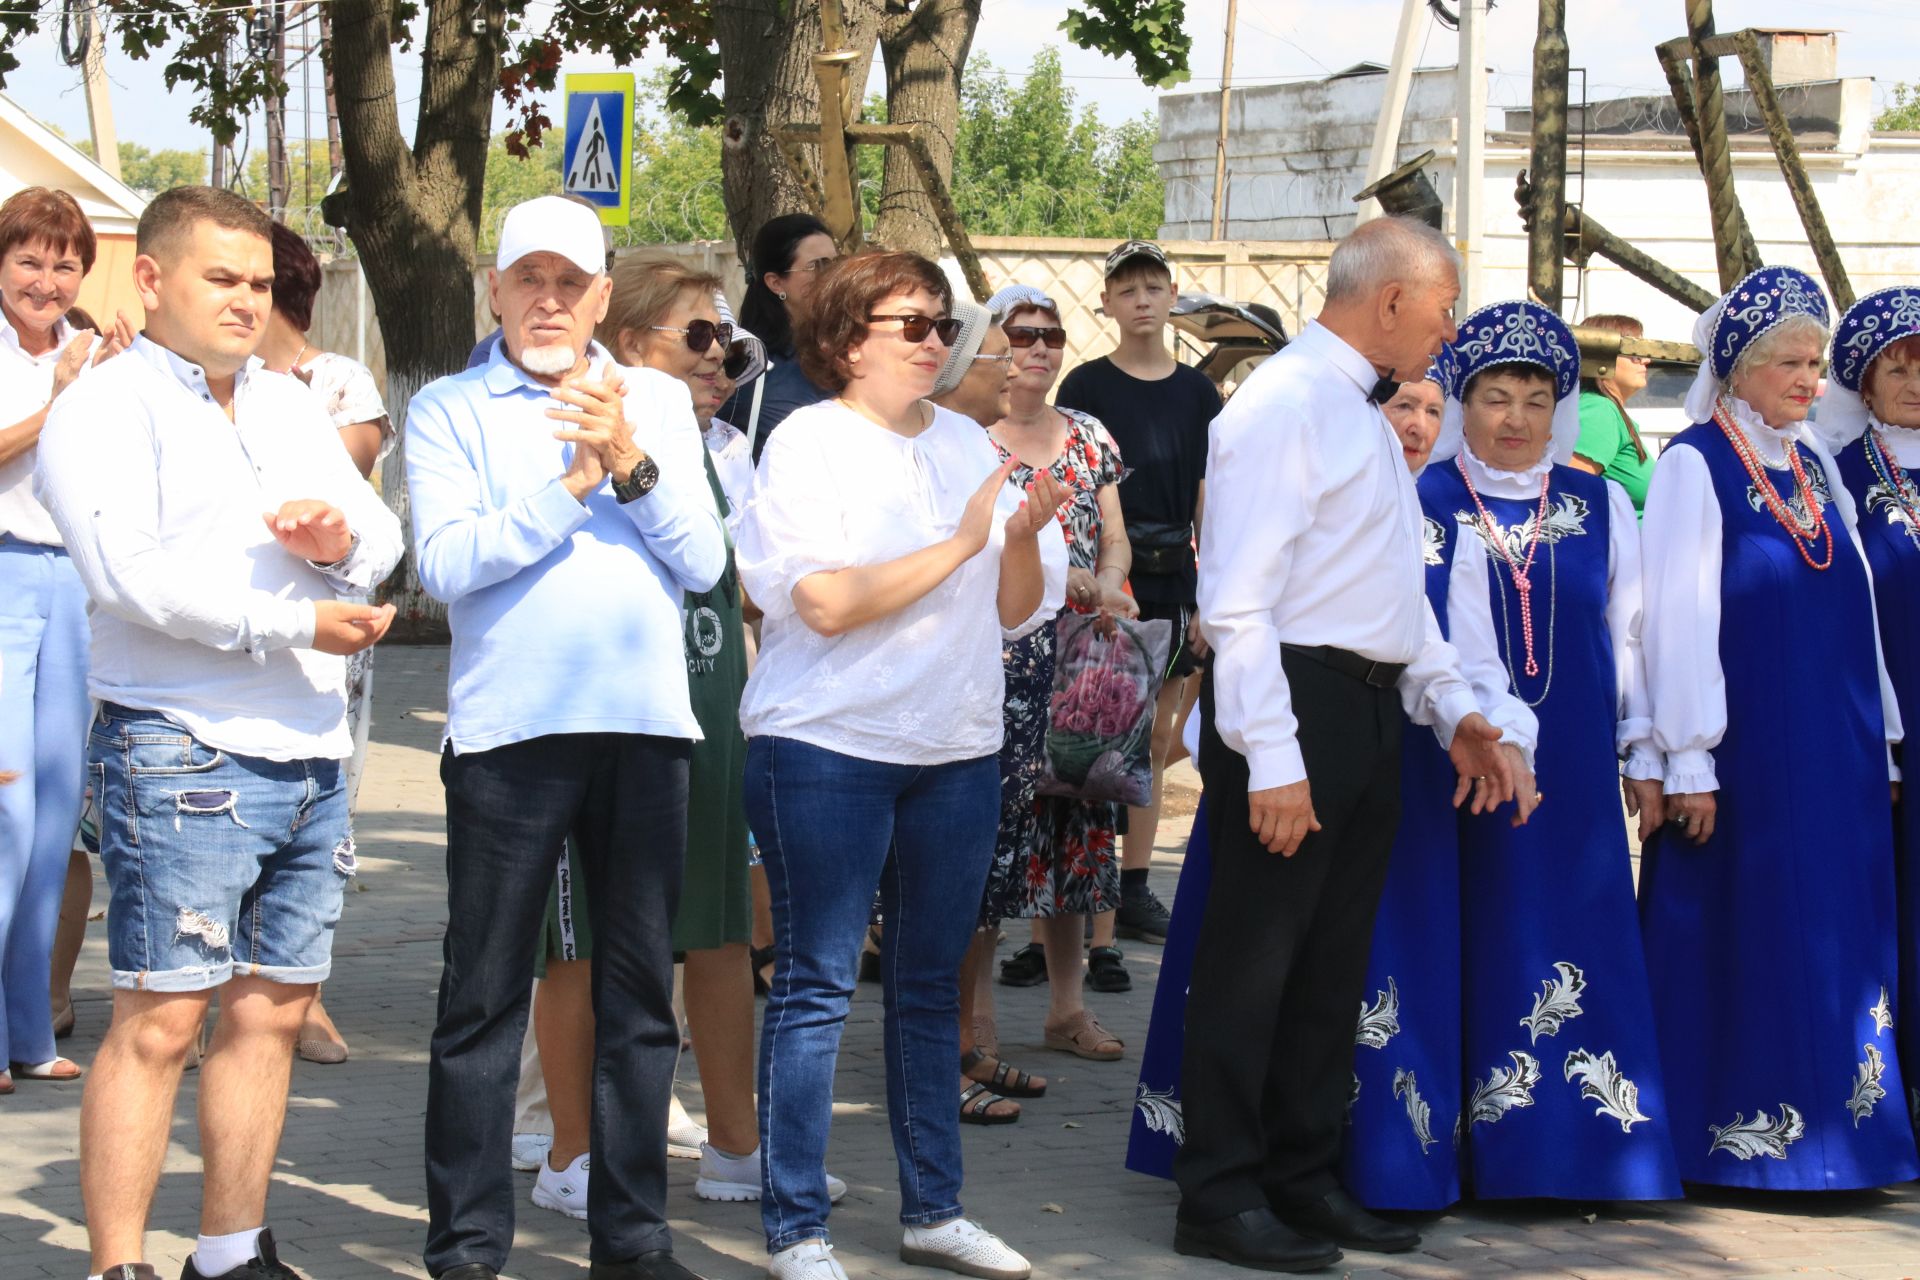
[1640,266,1919,1189]
[736,251,1067,1280]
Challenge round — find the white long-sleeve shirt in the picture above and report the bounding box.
[1642,397,1903,793]
[1441,448,1655,779]
[0,311,92,546]
[34,336,403,760]
[736,399,1068,766]
[1198,321,1484,791]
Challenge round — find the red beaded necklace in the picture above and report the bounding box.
[1865,426,1920,532]
[1457,456,1552,677]
[1712,397,1833,570]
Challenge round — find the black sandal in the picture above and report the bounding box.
[962,1047,1048,1098]
[1085,945,1132,993]
[998,942,1048,988]
[750,944,776,997]
[960,1081,1020,1125]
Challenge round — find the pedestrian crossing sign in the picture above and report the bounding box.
[563,73,634,226]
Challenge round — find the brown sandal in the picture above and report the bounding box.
[960,1081,1020,1125]
[962,1047,1048,1098]
[1043,1010,1124,1061]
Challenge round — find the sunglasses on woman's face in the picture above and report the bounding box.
[1005,324,1067,350]
[866,314,963,346]
[649,319,734,355]
[722,338,755,380]
[783,256,836,277]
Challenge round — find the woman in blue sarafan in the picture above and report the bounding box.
[1641,266,1919,1189]
[1816,285,1920,1131]
[1421,301,1680,1201]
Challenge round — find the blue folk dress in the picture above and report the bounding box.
[1127,800,1210,1179]
[1836,425,1920,1125]
[1428,458,1681,1200]
[1338,503,1467,1209]
[1639,419,1920,1189]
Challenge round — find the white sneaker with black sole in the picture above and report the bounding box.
[696,1142,847,1203]
[767,1239,851,1280]
[511,1131,552,1173]
[531,1150,589,1220]
[900,1218,1031,1280]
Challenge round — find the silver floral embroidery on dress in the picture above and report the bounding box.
[1421,516,1447,567]
[1135,1083,1184,1145]
[1355,977,1401,1050]
[1744,454,1831,525]
[1563,1048,1651,1133]
[1455,495,1590,562]
[1393,1068,1438,1153]
[1520,961,1588,1044]
[1871,985,1895,1036]
[1708,1104,1806,1160]
[1865,481,1920,547]
[1849,1044,1888,1127]
[1469,1051,1542,1126]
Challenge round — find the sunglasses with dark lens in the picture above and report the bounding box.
[1004,324,1067,350]
[722,338,754,380]
[866,314,963,346]
[649,319,734,355]
[784,256,836,277]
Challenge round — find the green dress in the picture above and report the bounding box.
[1574,390,1654,514]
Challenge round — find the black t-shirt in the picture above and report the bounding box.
[1056,356,1219,606]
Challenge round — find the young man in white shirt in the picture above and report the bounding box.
[34,185,403,1280]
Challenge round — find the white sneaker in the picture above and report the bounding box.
[510,1131,552,1173]
[530,1150,589,1220]
[696,1141,847,1203]
[900,1218,1031,1280]
[667,1092,708,1159]
[768,1239,850,1280]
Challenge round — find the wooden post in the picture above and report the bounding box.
[1209,0,1238,240]
[1356,0,1424,226]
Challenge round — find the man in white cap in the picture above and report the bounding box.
[407,195,727,1280]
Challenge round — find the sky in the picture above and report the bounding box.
[10,0,1920,173]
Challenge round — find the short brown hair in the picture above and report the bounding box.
[270,221,323,332]
[1865,334,1920,403]
[0,187,97,274]
[796,250,952,393]
[1463,362,1556,402]
[137,185,272,264]
[597,251,724,360]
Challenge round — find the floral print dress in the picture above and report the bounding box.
[982,408,1127,924]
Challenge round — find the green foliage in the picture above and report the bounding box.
[1062,0,1192,90]
[237,139,334,207]
[65,137,207,197]
[1877,84,1920,131]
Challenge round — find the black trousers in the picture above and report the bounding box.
[1174,654,1404,1222]
[424,732,690,1275]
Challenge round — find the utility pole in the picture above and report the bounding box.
[1454,0,1487,311]
[1209,0,1238,240]
[1357,0,1425,226]
[1525,0,1568,310]
[263,1,290,217]
[318,5,343,181]
[74,0,121,180]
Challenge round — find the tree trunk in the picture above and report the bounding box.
[714,0,884,262]
[326,0,500,642]
[873,0,980,257]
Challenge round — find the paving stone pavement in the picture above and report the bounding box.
[5,645,1920,1280]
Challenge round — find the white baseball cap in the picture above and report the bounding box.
[496,196,607,275]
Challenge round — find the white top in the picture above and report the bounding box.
[1198,320,1484,791]
[298,350,395,465]
[704,417,754,535]
[736,398,1068,765]
[1641,397,1904,793]
[1444,447,1655,779]
[0,311,91,545]
[34,336,405,761]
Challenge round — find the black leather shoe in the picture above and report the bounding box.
[101,1267,161,1280]
[1173,1207,1343,1273]
[181,1228,303,1279]
[1276,1188,1420,1254]
[433,1268,498,1280]
[588,1252,708,1280]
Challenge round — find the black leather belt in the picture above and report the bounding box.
[1281,643,1407,689]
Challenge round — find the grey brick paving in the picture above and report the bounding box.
[5,645,1920,1279]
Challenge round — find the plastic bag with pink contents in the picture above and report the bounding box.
[1037,611,1172,808]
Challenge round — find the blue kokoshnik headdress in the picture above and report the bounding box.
[1683,265,1830,424]
[1424,341,1458,391]
[1816,285,1920,449]
[1430,299,1583,467]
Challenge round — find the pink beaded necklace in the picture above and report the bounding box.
[1457,456,1552,678]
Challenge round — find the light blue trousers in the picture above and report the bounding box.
[0,539,90,1067]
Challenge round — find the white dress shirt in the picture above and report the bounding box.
[1198,321,1483,791]
[34,336,403,761]
[736,399,1068,766]
[1444,447,1654,778]
[1642,397,1903,792]
[0,311,91,545]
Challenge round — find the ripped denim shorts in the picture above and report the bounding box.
[89,702,354,992]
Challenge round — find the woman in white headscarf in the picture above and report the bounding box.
[1639,266,1919,1189]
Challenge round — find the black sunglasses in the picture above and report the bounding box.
[1005,324,1067,350]
[866,314,963,346]
[649,319,734,355]
[722,338,754,380]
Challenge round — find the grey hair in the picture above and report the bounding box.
[1324,216,1462,303]
[1729,313,1830,383]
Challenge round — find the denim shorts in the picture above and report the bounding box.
[89,702,354,992]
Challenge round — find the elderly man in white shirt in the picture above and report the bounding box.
[1175,216,1536,1273]
[34,185,403,1280]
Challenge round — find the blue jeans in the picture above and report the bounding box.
[745,736,1000,1252]
[0,540,90,1064]
[89,703,352,991]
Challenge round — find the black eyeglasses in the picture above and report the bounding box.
[722,338,755,380]
[649,319,733,355]
[866,314,963,346]
[1005,324,1067,350]
[783,256,836,277]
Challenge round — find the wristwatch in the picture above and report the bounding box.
[612,454,660,504]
